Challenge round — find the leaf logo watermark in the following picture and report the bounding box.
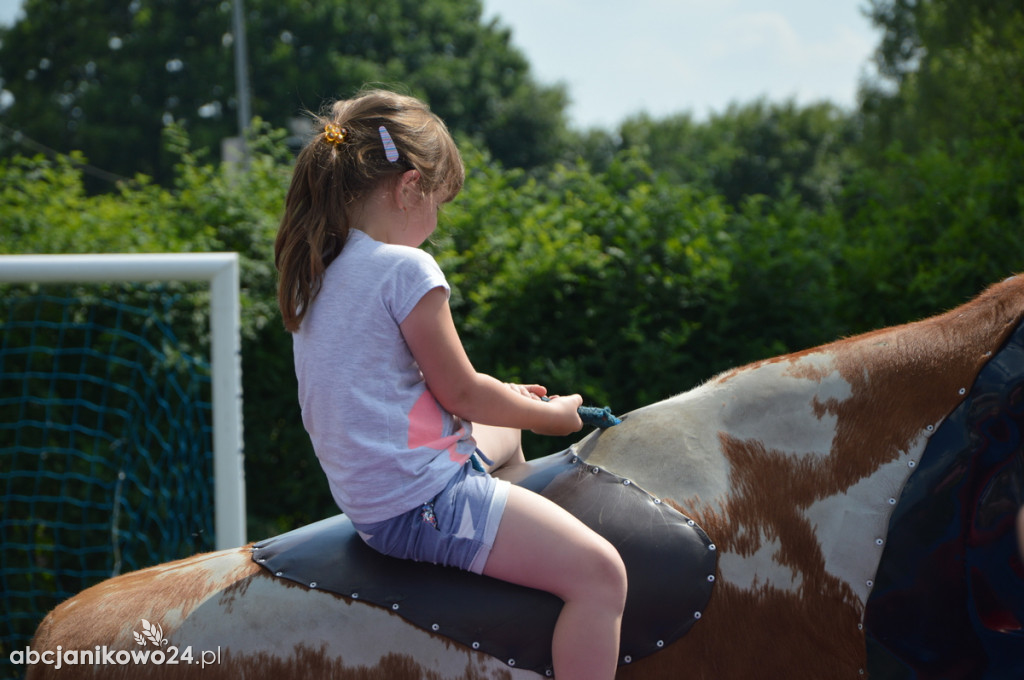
[133,619,169,647]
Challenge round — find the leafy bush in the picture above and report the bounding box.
[0,126,857,531]
[4,69,1019,533]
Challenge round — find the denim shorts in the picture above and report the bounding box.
[350,461,511,574]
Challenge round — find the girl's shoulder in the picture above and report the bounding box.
[348,229,433,261]
[343,230,443,280]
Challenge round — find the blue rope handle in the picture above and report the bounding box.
[541,397,622,428]
[472,400,621,471]
[576,405,622,428]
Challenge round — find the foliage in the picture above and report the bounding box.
[0,125,855,531]
[1,0,1021,543]
[848,0,1024,329]
[439,150,730,410]
[0,0,240,188]
[839,143,1023,332]
[862,0,1024,158]
[0,0,569,186]
[582,99,862,211]
[250,0,570,169]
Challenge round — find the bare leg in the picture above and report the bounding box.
[472,422,525,472]
[483,485,627,680]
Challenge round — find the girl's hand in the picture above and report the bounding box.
[531,394,584,437]
[506,383,548,401]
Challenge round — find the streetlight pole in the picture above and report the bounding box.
[231,0,252,164]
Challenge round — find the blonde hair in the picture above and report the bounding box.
[274,89,464,332]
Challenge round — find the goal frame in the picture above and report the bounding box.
[0,252,246,549]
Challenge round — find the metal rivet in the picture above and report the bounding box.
[508,659,516,667]
[926,424,934,432]
[275,571,283,577]
[431,623,440,631]
[694,611,702,619]
[472,642,480,650]
[875,538,884,546]
[859,670,865,676]
[708,544,717,551]
[985,351,993,357]
[888,498,897,505]
[591,467,600,474]
[309,582,317,589]
[623,655,632,664]
[570,456,578,464]
[623,479,631,486]
[707,574,716,582]
[392,603,400,610]
[654,498,662,504]
[257,557,266,563]
[656,640,665,648]
[866,580,874,588]
[958,388,966,395]
[351,592,359,599]
[687,519,696,526]
[546,670,553,677]
[857,623,864,630]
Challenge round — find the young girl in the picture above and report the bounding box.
[275,89,627,680]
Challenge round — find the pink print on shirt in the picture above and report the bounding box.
[407,390,471,464]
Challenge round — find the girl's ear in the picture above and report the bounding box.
[394,169,423,211]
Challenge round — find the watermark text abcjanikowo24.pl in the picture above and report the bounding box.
[9,619,222,671]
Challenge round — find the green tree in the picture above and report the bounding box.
[862,0,1024,158]
[843,0,1024,330]
[0,0,237,188]
[585,100,861,211]
[839,143,1024,333]
[252,0,570,169]
[0,0,569,186]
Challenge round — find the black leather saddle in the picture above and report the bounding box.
[252,450,718,676]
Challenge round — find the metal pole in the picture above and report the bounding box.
[232,0,252,163]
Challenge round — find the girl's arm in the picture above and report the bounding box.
[400,287,582,436]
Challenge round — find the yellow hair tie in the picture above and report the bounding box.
[323,123,347,145]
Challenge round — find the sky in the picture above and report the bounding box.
[480,0,880,129]
[0,0,880,130]
[0,0,17,25]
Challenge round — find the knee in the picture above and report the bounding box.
[606,545,629,610]
[577,538,628,612]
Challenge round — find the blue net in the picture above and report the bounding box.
[0,285,215,678]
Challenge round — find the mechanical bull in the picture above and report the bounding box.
[25,276,1024,679]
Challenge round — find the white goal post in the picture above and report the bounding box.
[0,252,246,549]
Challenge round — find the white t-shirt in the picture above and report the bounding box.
[292,229,476,524]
